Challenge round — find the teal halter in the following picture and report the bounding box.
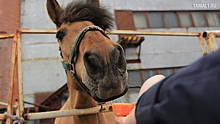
[60,25,110,96]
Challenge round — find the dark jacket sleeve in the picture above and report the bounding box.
[135,49,220,124]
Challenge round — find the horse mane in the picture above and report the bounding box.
[60,1,113,30]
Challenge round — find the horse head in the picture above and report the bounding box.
[46,0,128,102]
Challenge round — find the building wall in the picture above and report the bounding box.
[0,0,20,105]
[102,0,219,11]
[20,0,68,107]
[19,0,220,105]
[101,0,220,69]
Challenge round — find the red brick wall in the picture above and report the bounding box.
[0,0,20,105]
[115,10,135,30]
[114,10,135,38]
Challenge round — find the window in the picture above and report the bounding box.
[206,12,220,27]
[133,13,148,28]
[132,11,220,29]
[143,70,157,81]
[127,67,183,85]
[160,69,174,77]
[164,12,179,28]
[112,67,182,103]
[128,71,142,86]
[192,12,207,27]
[178,12,193,27]
[148,12,164,28]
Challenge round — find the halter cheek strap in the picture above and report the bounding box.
[60,25,110,96]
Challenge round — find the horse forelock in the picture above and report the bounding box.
[60,1,114,30]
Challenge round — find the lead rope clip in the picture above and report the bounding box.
[97,102,106,112]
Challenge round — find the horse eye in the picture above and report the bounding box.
[56,31,66,41]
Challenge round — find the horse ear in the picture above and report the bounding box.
[86,0,100,7]
[46,0,62,26]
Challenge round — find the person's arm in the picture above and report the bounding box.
[115,75,165,124]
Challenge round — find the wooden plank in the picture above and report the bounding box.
[17,32,24,117]
[6,35,17,124]
[26,103,136,120]
[18,29,56,34]
[107,30,200,36]
[17,28,201,36]
[0,34,14,39]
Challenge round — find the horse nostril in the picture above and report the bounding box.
[116,45,127,73]
[83,52,103,79]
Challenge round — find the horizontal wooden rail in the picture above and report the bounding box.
[18,29,56,34]
[18,29,201,37]
[0,102,16,108]
[107,30,201,36]
[0,34,14,39]
[26,103,136,120]
[0,114,6,120]
[0,102,9,106]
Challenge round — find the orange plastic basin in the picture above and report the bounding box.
[112,103,133,116]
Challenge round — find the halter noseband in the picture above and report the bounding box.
[60,25,110,96]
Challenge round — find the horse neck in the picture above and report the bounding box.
[66,71,97,109]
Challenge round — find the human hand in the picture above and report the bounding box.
[115,116,126,124]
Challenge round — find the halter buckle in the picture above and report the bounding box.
[68,63,75,75]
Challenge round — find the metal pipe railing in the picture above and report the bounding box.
[203,30,220,38]
[203,30,220,52]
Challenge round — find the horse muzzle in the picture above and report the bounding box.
[83,44,128,102]
[92,85,128,102]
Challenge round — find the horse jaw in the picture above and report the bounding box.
[81,68,128,102]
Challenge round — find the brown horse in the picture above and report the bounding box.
[46,0,128,123]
